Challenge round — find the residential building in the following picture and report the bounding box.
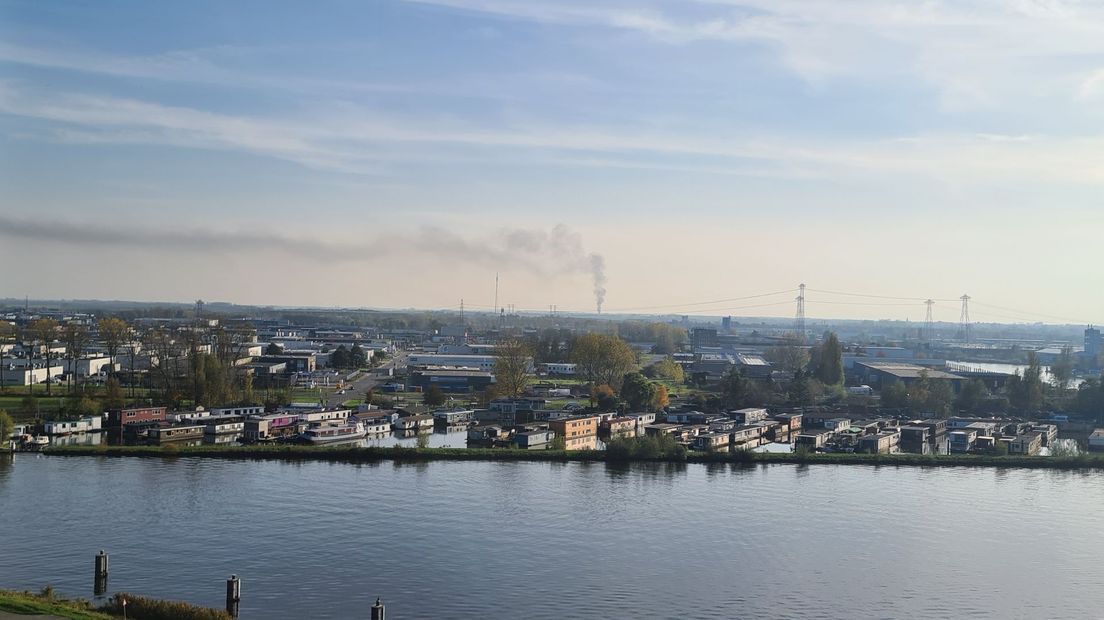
[859,430,901,454]
[627,412,657,431]
[297,409,352,424]
[44,416,102,435]
[1088,429,1104,451]
[394,413,434,431]
[148,425,205,444]
[773,412,802,434]
[1029,424,1058,447]
[549,415,599,441]
[1009,433,1042,456]
[795,429,832,450]
[730,425,767,449]
[692,432,730,451]
[731,408,768,424]
[204,420,245,437]
[107,406,167,428]
[514,429,555,449]
[243,413,301,441]
[434,408,474,425]
[949,429,979,453]
[600,417,637,437]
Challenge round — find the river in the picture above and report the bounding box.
[1,455,1101,619]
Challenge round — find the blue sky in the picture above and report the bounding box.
[2,0,1103,323]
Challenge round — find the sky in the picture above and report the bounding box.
[1,0,1103,324]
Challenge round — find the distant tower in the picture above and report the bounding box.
[1084,325,1102,358]
[959,294,971,344]
[195,299,205,326]
[459,299,465,325]
[924,299,935,347]
[494,273,499,316]
[794,283,807,343]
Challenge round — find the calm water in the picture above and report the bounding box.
[947,360,1087,388]
[1,455,1101,619]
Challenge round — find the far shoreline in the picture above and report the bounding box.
[34,444,1104,470]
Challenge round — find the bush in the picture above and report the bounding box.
[100,593,232,620]
[605,435,686,461]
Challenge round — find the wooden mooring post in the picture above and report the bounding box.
[94,550,109,596]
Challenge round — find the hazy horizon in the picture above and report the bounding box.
[3,1,1103,324]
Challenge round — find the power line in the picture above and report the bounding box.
[971,301,1085,325]
[806,288,958,302]
[603,288,797,313]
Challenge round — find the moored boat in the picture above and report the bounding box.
[301,421,367,444]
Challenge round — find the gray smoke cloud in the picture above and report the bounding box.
[0,215,608,310]
[589,253,607,313]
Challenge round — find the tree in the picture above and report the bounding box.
[764,343,810,373]
[0,409,14,445]
[721,367,763,409]
[103,377,125,410]
[620,372,658,411]
[65,394,101,417]
[423,384,446,407]
[349,344,368,368]
[1051,345,1075,392]
[880,382,910,409]
[331,345,350,369]
[61,323,90,395]
[592,384,619,411]
[20,395,39,419]
[1008,352,1045,413]
[652,384,670,411]
[264,342,282,355]
[925,380,955,418]
[570,333,638,389]
[955,379,989,413]
[123,335,144,399]
[651,357,685,383]
[97,317,129,379]
[29,318,60,396]
[1075,378,1104,421]
[144,327,181,406]
[785,370,814,406]
[812,333,844,386]
[493,338,531,399]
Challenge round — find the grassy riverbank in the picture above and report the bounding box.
[41,443,1104,469]
[0,590,113,620]
[0,590,231,620]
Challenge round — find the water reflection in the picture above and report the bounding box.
[0,452,11,484]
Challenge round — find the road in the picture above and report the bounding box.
[325,351,407,408]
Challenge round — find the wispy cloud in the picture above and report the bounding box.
[3,79,1102,183]
[407,0,1104,105]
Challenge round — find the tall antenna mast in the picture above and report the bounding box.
[494,273,499,316]
[460,299,465,325]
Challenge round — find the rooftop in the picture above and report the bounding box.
[855,361,964,380]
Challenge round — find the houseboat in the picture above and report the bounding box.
[394,413,434,432]
[301,421,367,444]
[148,425,206,445]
